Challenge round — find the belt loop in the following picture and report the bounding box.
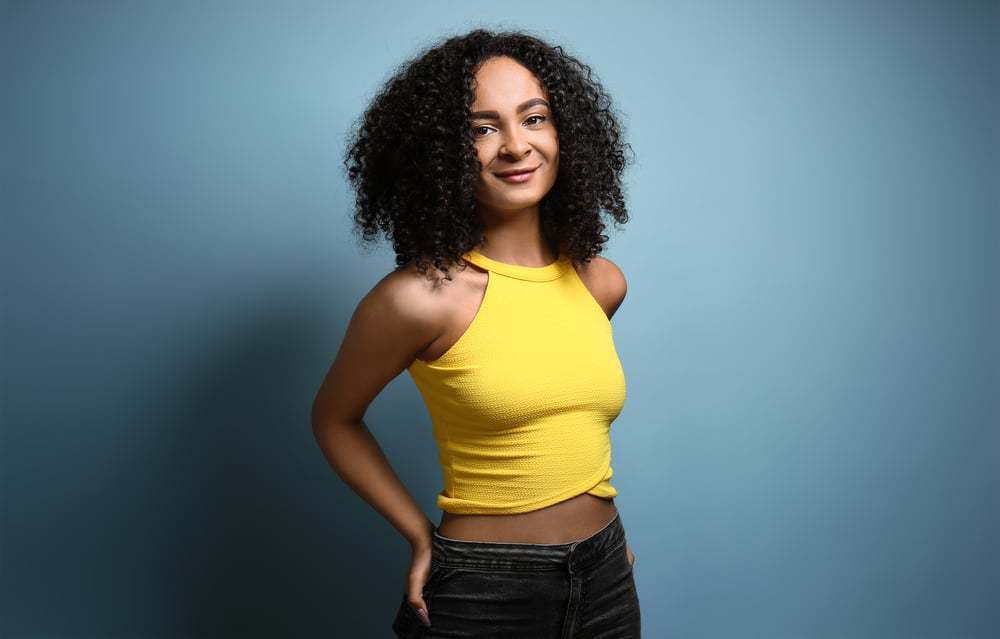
[566,540,580,574]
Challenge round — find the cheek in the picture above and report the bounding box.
[543,137,559,167]
[548,141,559,169]
[475,146,491,174]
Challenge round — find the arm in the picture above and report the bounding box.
[574,255,628,320]
[596,255,627,320]
[310,269,445,550]
[584,256,633,565]
[603,258,633,565]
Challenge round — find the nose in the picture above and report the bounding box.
[500,127,531,158]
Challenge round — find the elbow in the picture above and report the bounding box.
[311,407,359,436]
[310,400,334,435]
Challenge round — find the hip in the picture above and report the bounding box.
[393,510,641,638]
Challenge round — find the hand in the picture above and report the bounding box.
[404,544,433,627]
[626,541,636,567]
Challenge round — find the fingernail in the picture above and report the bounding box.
[416,608,431,627]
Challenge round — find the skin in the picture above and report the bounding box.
[311,56,632,626]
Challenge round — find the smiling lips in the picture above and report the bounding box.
[495,165,541,182]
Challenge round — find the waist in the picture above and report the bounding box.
[431,510,627,573]
[436,493,618,544]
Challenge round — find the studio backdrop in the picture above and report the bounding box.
[2,1,997,637]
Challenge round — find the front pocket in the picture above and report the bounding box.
[391,592,428,638]
[422,561,461,597]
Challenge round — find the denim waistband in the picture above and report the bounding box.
[430,512,626,573]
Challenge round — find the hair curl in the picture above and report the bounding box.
[343,28,634,280]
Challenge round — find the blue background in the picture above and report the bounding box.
[3,1,997,637]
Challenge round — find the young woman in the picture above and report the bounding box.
[312,28,639,637]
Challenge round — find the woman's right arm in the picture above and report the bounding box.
[310,268,445,549]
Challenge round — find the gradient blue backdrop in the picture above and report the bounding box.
[3,1,997,637]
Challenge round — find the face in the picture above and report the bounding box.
[469,56,559,216]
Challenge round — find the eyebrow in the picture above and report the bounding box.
[469,97,550,120]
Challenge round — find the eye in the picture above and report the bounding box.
[471,115,548,138]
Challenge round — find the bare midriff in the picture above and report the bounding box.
[435,493,619,544]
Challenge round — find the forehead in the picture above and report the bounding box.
[471,57,548,108]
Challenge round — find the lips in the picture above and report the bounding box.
[495,165,540,177]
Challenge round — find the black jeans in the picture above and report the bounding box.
[392,511,641,638]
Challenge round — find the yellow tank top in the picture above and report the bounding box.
[406,248,627,514]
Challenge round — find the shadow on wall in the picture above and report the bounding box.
[81,278,438,636]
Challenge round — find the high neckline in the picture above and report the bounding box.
[462,248,571,282]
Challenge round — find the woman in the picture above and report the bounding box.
[312,28,639,637]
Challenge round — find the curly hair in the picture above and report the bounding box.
[343,27,634,280]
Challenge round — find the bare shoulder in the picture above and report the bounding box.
[310,259,466,426]
[364,260,459,336]
[593,255,628,302]
[574,254,628,318]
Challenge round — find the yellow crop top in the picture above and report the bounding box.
[406,248,627,514]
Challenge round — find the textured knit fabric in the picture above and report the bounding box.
[406,248,627,514]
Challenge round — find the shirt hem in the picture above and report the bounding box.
[436,465,616,515]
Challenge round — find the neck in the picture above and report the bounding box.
[473,204,557,266]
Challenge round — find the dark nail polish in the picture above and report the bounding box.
[416,608,431,627]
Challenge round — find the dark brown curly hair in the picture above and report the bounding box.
[343,27,634,280]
